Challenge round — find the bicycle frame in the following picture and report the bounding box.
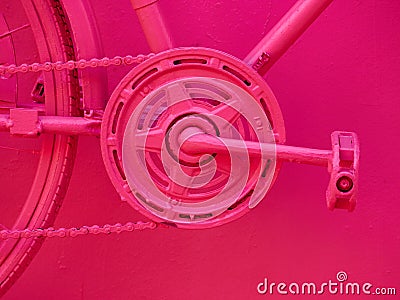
[0,0,357,212]
[1,0,360,295]
[0,0,332,135]
[132,0,333,75]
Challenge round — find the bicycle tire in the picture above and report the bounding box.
[0,0,80,295]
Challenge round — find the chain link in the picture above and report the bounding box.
[0,53,155,76]
[0,52,163,240]
[0,221,159,240]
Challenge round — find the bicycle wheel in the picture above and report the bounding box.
[0,0,79,295]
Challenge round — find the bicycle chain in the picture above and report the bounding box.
[0,53,155,76]
[0,221,159,240]
[1,52,163,240]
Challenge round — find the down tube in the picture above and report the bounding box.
[244,0,333,75]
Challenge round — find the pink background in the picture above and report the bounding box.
[4,0,400,299]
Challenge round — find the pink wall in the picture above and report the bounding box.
[4,0,400,299]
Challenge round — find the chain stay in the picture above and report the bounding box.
[1,52,161,240]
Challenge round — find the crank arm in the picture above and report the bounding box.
[181,131,359,212]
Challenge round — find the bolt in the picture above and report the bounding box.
[336,176,353,193]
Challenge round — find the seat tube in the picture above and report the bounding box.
[131,0,173,53]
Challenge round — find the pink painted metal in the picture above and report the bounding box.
[182,133,332,166]
[326,131,359,211]
[131,0,173,52]
[62,0,108,111]
[0,13,16,108]
[0,220,157,240]
[0,53,155,77]
[0,0,370,297]
[1,0,397,299]
[123,79,276,222]
[182,130,359,211]
[30,75,45,103]
[1,110,100,136]
[8,109,40,136]
[245,0,333,75]
[100,47,285,228]
[39,116,101,136]
[0,0,81,294]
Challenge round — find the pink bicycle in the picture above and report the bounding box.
[0,0,359,295]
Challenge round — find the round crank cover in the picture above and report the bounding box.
[101,47,285,228]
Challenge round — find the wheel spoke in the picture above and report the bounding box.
[0,145,40,154]
[0,24,30,40]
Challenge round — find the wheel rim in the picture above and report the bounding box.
[0,0,79,293]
